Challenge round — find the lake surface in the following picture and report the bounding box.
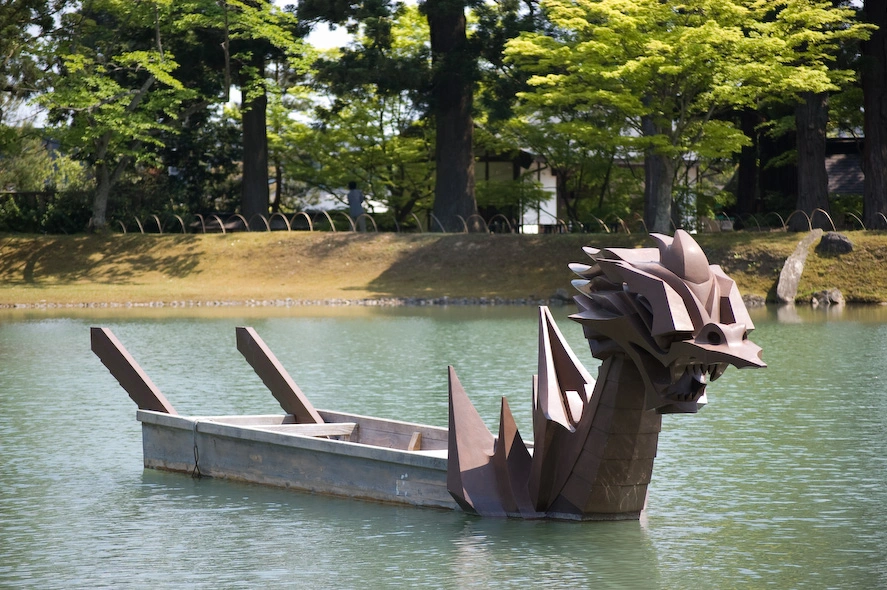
[2,304,886,588]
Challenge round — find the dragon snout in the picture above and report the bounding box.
[692,322,766,369]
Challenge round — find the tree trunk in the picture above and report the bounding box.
[89,75,155,231]
[863,0,887,230]
[792,91,830,231]
[736,108,760,217]
[426,0,476,232]
[241,62,269,222]
[92,161,111,230]
[272,159,282,214]
[642,116,675,233]
[91,146,131,231]
[554,169,570,229]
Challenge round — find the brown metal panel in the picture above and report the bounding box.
[235,326,323,424]
[596,458,655,486]
[446,366,506,517]
[492,396,537,517]
[90,327,177,414]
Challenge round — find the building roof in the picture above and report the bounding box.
[826,153,864,196]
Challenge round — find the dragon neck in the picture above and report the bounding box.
[587,353,663,510]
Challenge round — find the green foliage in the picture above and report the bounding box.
[674,164,738,229]
[1,0,875,234]
[278,6,436,222]
[828,86,865,137]
[158,113,243,214]
[0,191,93,234]
[475,177,546,211]
[281,90,435,221]
[829,193,864,222]
[27,0,312,229]
[0,125,89,192]
[0,134,53,192]
[34,0,201,230]
[503,0,871,229]
[0,121,93,232]
[470,0,546,124]
[0,0,61,112]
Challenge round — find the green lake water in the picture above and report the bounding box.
[2,304,885,588]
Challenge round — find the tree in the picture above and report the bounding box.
[157,110,243,213]
[1,0,70,178]
[793,91,831,230]
[298,1,549,231]
[757,1,872,231]
[39,0,196,230]
[218,0,305,220]
[422,0,477,231]
[281,7,436,224]
[471,0,545,125]
[0,129,86,192]
[508,0,749,232]
[0,0,67,122]
[862,0,887,229]
[497,82,640,228]
[282,92,435,223]
[36,0,306,229]
[507,0,871,233]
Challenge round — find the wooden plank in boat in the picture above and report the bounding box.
[91,327,177,414]
[248,422,357,439]
[318,410,448,451]
[236,326,323,424]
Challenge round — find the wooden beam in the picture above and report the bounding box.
[90,327,177,414]
[235,326,324,424]
[252,422,357,440]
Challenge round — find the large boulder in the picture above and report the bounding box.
[816,232,853,254]
[811,289,845,307]
[777,229,823,304]
[742,293,766,308]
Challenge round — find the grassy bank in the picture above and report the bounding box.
[1,230,885,307]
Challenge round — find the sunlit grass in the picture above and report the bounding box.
[1,230,884,306]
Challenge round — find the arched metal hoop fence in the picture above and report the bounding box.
[113,209,887,235]
[729,209,887,232]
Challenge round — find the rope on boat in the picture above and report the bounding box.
[191,419,202,479]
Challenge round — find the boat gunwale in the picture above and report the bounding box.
[136,409,449,469]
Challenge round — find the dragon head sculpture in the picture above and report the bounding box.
[446,230,765,519]
[570,229,765,414]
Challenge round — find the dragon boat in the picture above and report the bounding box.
[93,230,764,521]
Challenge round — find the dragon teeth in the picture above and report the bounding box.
[686,364,708,384]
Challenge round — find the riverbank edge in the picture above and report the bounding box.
[0,295,574,310]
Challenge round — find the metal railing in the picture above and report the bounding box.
[111,208,887,235]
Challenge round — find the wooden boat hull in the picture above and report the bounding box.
[137,408,456,510]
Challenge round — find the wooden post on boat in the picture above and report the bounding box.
[90,327,177,414]
[235,326,324,424]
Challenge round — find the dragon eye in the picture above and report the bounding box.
[707,332,722,345]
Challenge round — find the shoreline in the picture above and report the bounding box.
[5,293,881,312]
[0,295,574,310]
